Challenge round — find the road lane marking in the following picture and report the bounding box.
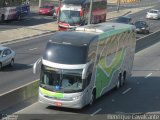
[91,108,102,116]
[145,73,152,78]
[122,88,132,95]
[29,48,37,51]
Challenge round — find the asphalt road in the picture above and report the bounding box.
[0,34,53,94]
[1,0,160,31]
[15,40,160,120]
[108,0,160,12]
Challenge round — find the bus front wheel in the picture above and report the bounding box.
[89,90,96,106]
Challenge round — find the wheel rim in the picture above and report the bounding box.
[11,60,14,66]
[116,80,120,89]
[121,79,124,86]
[90,94,93,105]
[90,93,94,105]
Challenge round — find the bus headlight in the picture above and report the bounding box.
[72,96,81,100]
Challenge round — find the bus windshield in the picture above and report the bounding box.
[59,10,81,25]
[44,42,88,64]
[40,66,83,93]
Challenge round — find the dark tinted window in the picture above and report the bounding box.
[116,16,131,24]
[43,42,88,64]
[149,10,158,13]
[6,49,11,55]
[40,5,53,8]
[62,0,85,5]
[135,21,147,28]
[0,50,2,55]
[2,49,7,56]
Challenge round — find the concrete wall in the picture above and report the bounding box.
[0,80,39,112]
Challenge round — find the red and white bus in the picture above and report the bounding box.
[57,0,107,31]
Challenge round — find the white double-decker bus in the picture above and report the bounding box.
[34,22,136,109]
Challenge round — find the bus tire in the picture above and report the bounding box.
[17,15,21,21]
[89,89,96,106]
[121,71,126,86]
[9,59,14,67]
[115,73,121,89]
[0,63,2,70]
[1,15,5,23]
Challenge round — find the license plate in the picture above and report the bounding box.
[54,102,62,106]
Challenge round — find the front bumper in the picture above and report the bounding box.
[39,92,84,109]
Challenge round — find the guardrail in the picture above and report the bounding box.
[0,80,39,113]
[136,30,160,52]
[0,30,160,113]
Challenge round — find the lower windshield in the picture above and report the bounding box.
[59,10,81,25]
[135,21,145,28]
[40,65,83,93]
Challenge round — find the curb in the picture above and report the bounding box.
[106,11,132,21]
[0,30,56,45]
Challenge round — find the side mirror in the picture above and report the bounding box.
[33,58,42,74]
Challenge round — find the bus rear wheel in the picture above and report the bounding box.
[0,63,2,70]
[17,15,22,21]
[1,15,5,23]
[121,71,126,86]
[115,73,122,89]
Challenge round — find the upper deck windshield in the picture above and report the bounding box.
[44,42,88,64]
[40,65,83,93]
[59,10,81,25]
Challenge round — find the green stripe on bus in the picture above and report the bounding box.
[96,49,125,98]
[39,87,64,99]
[100,28,131,40]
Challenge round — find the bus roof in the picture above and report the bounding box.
[61,0,106,5]
[49,31,97,46]
[62,0,86,5]
[49,22,134,46]
[76,22,134,34]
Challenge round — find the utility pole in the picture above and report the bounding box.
[39,0,42,7]
[88,0,93,25]
[117,0,120,12]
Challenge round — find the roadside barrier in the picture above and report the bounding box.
[0,80,39,113]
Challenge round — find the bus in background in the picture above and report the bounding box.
[0,0,30,23]
[56,0,107,31]
[33,22,136,109]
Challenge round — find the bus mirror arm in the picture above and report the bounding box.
[33,58,42,74]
